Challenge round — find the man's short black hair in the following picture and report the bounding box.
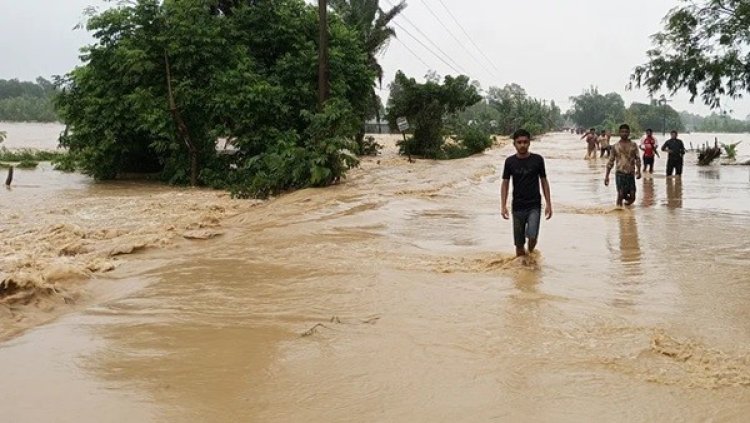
[670,130,678,134]
[619,124,630,131]
[512,129,531,140]
[646,128,653,132]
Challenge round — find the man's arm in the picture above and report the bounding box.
[501,179,510,219]
[541,177,552,219]
[678,140,686,156]
[604,150,615,185]
[635,147,642,177]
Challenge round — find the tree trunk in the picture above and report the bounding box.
[164,50,198,186]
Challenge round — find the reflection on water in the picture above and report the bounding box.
[641,178,655,208]
[617,212,641,266]
[698,168,721,180]
[666,178,683,209]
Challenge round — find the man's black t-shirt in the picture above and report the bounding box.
[662,138,686,159]
[502,153,546,211]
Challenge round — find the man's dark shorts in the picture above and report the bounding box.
[643,156,654,167]
[615,171,636,194]
[512,208,541,247]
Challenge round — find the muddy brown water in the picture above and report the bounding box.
[1,127,750,422]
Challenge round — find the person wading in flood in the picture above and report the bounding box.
[640,128,660,174]
[662,130,686,177]
[501,129,553,257]
[605,124,642,206]
[581,128,598,159]
[598,129,611,158]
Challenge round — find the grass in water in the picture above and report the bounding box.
[16,159,39,169]
[0,147,65,162]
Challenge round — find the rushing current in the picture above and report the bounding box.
[1,122,749,422]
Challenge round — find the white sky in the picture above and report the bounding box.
[0,0,747,118]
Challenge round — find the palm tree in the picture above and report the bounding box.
[330,0,406,143]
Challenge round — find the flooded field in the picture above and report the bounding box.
[1,126,749,422]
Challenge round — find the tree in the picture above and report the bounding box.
[386,70,481,158]
[567,87,625,129]
[487,83,527,134]
[330,0,406,152]
[0,77,58,122]
[697,113,750,132]
[55,0,373,197]
[627,101,684,134]
[631,0,750,109]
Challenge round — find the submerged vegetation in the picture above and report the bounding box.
[385,72,561,160]
[55,0,375,198]
[0,147,65,162]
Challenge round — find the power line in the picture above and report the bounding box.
[417,0,496,80]
[382,0,465,74]
[389,19,466,75]
[434,0,503,76]
[393,38,431,69]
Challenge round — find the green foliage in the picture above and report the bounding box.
[0,78,57,122]
[0,147,65,161]
[631,0,750,109]
[386,71,482,159]
[627,101,684,134]
[16,159,39,169]
[696,113,750,133]
[55,0,373,197]
[455,125,492,155]
[567,87,625,129]
[52,152,78,172]
[721,141,742,160]
[330,0,405,154]
[360,135,382,156]
[486,84,562,136]
[456,101,502,134]
[0,130,6,143]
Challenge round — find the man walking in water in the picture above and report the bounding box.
[605,124,642,206]
[581,128,598,159]
[640,128,659,174]
[501,129,553,257]
[599,129,611,158]
[662,130,686,177]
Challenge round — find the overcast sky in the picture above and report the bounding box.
[1,0,747,118]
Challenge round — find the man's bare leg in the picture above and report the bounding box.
[516,246,526,257]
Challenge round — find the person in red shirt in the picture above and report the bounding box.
[639,128,660,173]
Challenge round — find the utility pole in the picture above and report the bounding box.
[318,0,329,108]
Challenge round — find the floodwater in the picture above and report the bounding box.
[1,125,750,422]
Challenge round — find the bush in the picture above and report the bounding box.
[387,71,481,159]
[360,135,382,156]
[0,147,65,162]
[17,159,39,169]
[460,126,492,154]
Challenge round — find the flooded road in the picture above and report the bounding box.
[2,131,750,422]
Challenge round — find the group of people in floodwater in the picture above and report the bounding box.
[500,125,686,257]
